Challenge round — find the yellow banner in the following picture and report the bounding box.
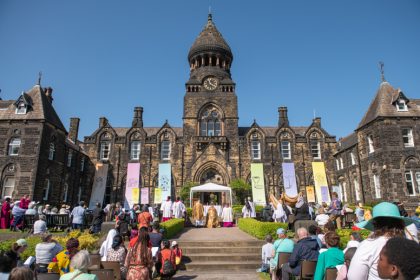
[154,188,162,204]
[306,186,316,203]
[250,163,266,206]
[312,162,331,203]
[132,188,139,204]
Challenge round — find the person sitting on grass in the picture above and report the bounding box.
[314,231,344,280]
[377,237,420,280]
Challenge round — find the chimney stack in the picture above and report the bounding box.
[313,117,321,127]
[132,107,144,127]
[69,118,80,143]
[44,87,53,103]
[99,117,108,128]
[278,106,289,127]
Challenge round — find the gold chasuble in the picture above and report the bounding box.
[192,200,204,221]
[206,205,219,228]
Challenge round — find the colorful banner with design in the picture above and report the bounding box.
[250,163,266,206]
[141,188,149,204]
[89,163,109,209]
[124,163,141,209]
[312,162,331,203]
[154,188,162,204]
[158,163,171,203]
[306,186,316,203]
[282,163,298,197]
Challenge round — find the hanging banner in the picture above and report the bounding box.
[124,163,141,209]
[312,162,331,203]
[154,188,162,204]
[89,163,109,209]
[332,185,342,201]
[306,186,316,203]
[250,163,266,206]
[141,188,149,204]
[282,163,298,197]
[158,163,172,203]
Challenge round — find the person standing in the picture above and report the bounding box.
[0,197,11,229]
[11,202,26,232]
[71,202,85,230]
[242,199,252,218]
[19,195,30,210]
[329,192,343,229]
[160,196,173,222]
[172,197,186,219]
[91,203,104,234]
[221,203,233,227]
[192,199,204,227]
[248,197,256,218]
[206,203,219,228]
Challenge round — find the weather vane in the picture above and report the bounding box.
[379,61,386,82]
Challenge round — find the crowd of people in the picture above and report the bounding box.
[259,199,420,280]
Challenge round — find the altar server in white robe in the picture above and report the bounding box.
[273,201,287,223]
[221,203,234,227]
[248,197,257,218]
[242,200,252,218]
[172,197,186,219]
[161,196,173,222]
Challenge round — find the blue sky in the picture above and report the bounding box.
[1,1,419,140]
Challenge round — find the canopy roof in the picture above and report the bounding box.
[190,182,232,192]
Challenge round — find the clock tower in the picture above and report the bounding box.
[183,13,239,184]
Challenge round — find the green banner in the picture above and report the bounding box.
[250,163,266,206]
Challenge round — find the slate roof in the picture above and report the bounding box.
[337,133,358,151]
[357,82,420,130]
[0,85,66,131]
[188,13,232,59]
[238,126,309,137]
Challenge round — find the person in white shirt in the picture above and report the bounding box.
[160,196,173,222]
[24,202,37,215]
[315,207,330,228]
[172,197,186,219]
[248,197,256,218]
[348,202,415,280]
[221,203,233,227]
[273,200,287,223]
[33,215,47,235]
[242,199,252,218]
[71,201,86,230]
[343,232,362,253]
[257,234,274,273]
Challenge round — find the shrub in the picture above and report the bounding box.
[186,208,192,217]
[180,182,198,207]
[230,179,251,204]
[336,228,370,249]
[238,218,288,240]
[0,231,100,260]
[160,218,184,239]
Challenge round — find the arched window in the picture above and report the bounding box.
[43,179,50,200]
[353,176,361,202]
[100,141,111,160]
[48,143,55,160]
[2,177,15,198]
[8,138,21,156]
[131,141,141,160]
[199,109,221,136]
[404,157,420,196]
[161,140,171,160]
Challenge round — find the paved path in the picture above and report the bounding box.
[173,227,259,242]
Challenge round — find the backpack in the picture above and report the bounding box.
[162,250,176,276]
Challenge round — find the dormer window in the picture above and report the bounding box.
[396,99,408,111]
[15,103,27,114]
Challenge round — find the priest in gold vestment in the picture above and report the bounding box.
[192,199,204,227]
[206,204,219,228]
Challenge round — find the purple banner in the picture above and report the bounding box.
[321,186,330,202]
[282,163,298,197]
[124,163,140,209]
[141,188,149,205]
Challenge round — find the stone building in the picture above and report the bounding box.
[83,14,338,205]
[334,80,420,208]
[0,84,93,205]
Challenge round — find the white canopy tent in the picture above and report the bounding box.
[189,182,233,207]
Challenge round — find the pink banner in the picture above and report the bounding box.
[141,188,149,204]
[124,163,140,209]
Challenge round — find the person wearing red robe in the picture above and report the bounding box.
[1,197,11,229]
[19,195,30,210]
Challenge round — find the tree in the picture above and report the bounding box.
[180,181,198,207]
[230,178,251,205]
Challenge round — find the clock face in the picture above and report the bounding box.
[203,77,219,91]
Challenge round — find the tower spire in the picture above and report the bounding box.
[37,71,42,86]
[379,61,386,82]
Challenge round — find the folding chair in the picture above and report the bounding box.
[325,267,337,280]
[36,273,60,280]
[273,252,292,280]
[102,261,121,280]
[299,260,317,280]
[89,269,114,280]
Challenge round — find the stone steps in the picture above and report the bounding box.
[184,261,261,271]
[183,246,262,254]
[173,270,260,279]
[184,253,260,262]
[177,240,264,247]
